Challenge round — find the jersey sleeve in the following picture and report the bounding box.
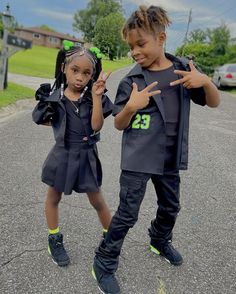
[101,94,114,118]
[112,77,133,116]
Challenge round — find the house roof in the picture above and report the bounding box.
[15,27,84,43]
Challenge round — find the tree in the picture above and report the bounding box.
[39,25,57,32]
[206,23,230,55]
[93,12,127,60]
[188,29,207,43]
[73,0,122,42]
[175,23,234,74]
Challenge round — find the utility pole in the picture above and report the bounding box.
[0,4,14,90]
[0,4,32,91]
[182,8,192,56]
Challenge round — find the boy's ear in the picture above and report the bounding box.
[158,31,166,46]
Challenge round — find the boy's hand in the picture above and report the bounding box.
[127,81,161,112]
[92,71,111,97]
[170,60,211,89]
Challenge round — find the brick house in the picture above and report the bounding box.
[14,27,84,49]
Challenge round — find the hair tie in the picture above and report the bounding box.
[62,40,75,51]
[89,47,102,59]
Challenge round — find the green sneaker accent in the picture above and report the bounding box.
[92,267,97,280]
[149,245,160,255]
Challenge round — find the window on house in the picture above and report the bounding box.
[33,33,40,39]
[49,37,59,44]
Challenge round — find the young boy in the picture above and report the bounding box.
[92,5,220,294]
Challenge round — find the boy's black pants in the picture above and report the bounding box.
[95,170,181,273]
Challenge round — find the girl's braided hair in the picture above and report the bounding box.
[54,44,102,91]
[122,5,171,39]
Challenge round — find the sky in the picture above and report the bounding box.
[1,0,236,53]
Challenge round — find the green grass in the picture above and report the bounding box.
[2,45,132,109]
[9,45,58,78]
[0,82,35,107]
[9,45,132,78]
[225,88,236,95]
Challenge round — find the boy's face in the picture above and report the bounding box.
[64,55,93,92]
[126,28,166,70]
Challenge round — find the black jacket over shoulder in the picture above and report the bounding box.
[113,53,207,172]
[32,88,113,146]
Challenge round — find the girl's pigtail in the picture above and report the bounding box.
[54,49,66,90]
[54,40,75,91]
[89,47,102,81]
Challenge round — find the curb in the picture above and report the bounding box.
[0,98,36,120]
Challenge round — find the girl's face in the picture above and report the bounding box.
[64,54,94,92]
[126,28,166,70]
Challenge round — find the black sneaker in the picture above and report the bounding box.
[149,240,183,266]
[92,261,120,294]
[48,233,70,266]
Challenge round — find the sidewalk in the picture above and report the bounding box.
[8,72,54,90]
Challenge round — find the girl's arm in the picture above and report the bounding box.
[91,71,111,131]
[91,93,104,131]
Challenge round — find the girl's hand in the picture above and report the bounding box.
[170,60,211,89]
[92,71,111,97]
[127,81,161,112]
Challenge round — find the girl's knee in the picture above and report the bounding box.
[46,186,62,205]
[87,191,106,211]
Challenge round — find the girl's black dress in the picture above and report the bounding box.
[41,96,104,195]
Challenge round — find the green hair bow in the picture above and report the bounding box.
[89,47,102,59]
[63,40,74,51]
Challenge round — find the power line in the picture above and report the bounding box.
[169,3,236,52]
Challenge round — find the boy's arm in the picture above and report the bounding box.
[170,60,220,108]
[199,76,220,107]
[114,104,136,130]
[114,80,161,130]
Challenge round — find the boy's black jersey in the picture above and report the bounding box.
[113,53,206,173]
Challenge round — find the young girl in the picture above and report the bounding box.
[92,5,220,294]
[32,46,113,267]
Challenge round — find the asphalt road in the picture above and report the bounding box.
[0,70,235,294]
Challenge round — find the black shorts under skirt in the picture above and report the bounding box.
[41,142,102,195]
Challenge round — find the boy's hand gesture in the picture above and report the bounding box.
[92,71,111,97]
[127,81,161,112]
[170,60,210,89]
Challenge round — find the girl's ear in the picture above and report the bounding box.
[61,63,65,73]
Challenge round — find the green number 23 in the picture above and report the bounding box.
[132,114,151,130]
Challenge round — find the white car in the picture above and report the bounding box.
[212,63,236,88]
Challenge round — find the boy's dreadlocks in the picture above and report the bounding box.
[122,5,171,39]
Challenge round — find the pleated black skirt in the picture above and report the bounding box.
[41,142,102,195]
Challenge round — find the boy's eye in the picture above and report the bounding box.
[138,42,145,47]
